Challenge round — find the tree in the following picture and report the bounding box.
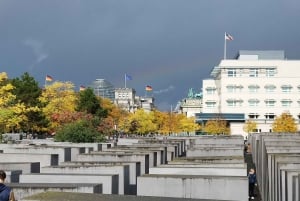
[243,120,257,134]
[98,97,129,137]
[76,88,107,118]
[178,115,201,134]
[39,81,77,132]
[0,72,30,133]
[204,118,230,135]
[152,109,168,134]
[126,109,157,135]
[272,112,297,133]
[10,72,48,133]
[10,72,42,106]
[54,120,105,143]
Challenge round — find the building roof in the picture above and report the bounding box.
[235,50,285,60]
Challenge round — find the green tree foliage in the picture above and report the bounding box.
[204,118,230,135]
[55,120,105,143]
[11,72,42,106]
[10,72,48,133]
[77,88,107,117]
[272,112,297,133]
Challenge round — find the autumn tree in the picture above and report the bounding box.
[125,109,157,135]
[98,97,129,137]
[204,118,230,135]
[178,114,201,134]
[152,110,169,134]
[243,120,257,134]
[39,81,77,132]
[272,112,297,133]
[0,72,28,133]
[10,72,48,133]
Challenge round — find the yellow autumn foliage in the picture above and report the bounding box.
[272,112,297,133]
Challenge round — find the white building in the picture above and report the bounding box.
[198,50,300,138]
[114,88,155,112]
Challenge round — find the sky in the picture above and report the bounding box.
[1,0,300,111]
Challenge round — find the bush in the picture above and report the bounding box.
[55,120,105,143]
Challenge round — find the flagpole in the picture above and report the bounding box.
[124,74,126,88]
[224,32,227,60]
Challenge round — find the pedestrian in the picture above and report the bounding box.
[247,143,252,154]
[0,170,15,201]
[248,168,257,200]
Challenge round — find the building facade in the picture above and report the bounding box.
[89,78,156,112]
[199,50,300,137]
[114,88,155,112]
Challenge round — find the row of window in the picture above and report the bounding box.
[206,85,296,94]
[117,93,130,98]
[248,113,276,119]
[205,100,298,108]
[227,68,276,77]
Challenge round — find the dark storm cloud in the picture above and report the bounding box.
[1,0,300,110]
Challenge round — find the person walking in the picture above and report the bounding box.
[0,170,15,201]
[248,168,257,200]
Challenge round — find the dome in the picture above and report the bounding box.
[90,79,115,100]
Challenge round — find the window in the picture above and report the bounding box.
[227,69,236,77]
[265,99,276,107]
[248,85,260,93]
[227,85,243,93]
[252,129,261,133]
[265,113,275,119]
[266,68,275,77]
[281,99,292,107]
[248,113,259,119]
[281,85,292,93]
[264,84,276,93]
[227,99,243,107]
[249,68,259,77]
[248,99,259,107]
[206,87,216,94]
[206,101,216,108]
[227,85,235,93]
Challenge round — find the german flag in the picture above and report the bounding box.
[145,85,153,91]
[45,75,53,81]
[79,85,86,91]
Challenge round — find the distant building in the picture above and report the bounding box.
[114,88,155,112]
[90,79,115,100]
[139,96,155,112]
[198,50,300,138]
[89,78,156,112]
[175,88,202,117]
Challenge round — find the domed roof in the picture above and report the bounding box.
[90,79,114,88]
[90,79,115,100]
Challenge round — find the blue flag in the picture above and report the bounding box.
[125,74,132,80]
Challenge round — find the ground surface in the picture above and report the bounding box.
[22,191,234,201]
